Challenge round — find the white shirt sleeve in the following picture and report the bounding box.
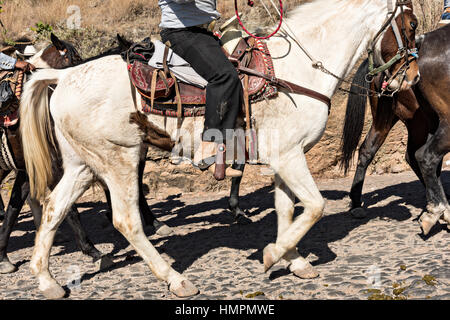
[0,52,17,70]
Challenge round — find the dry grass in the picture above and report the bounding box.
[413,0,443,33]
[0,0,442,57]
[1,0,150,35]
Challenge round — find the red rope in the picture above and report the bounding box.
[235,0,283,40]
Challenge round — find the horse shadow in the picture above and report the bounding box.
[7,172,449,281]
[150,185,274,226]
[134,173,448,275]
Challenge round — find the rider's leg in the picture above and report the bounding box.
[160,27,243,178]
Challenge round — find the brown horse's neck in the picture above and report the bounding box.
[40,46,68,69]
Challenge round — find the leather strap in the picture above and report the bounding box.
[158,70,171,93]
[214,143,226,181]
[169,71,183,146]
[163,45,170,76]
[150,69,158,110]
[243,74,251,153]
[237,66,331,110]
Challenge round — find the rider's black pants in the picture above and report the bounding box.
[160,27,242,143]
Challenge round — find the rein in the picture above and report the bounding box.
[248,0,417,99]
[366,0,418,96]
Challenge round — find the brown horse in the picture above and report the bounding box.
[340,24,449,235]
[414,24,450,234]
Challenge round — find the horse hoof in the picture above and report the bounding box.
[95,255,114,271]
[291,263,319,279]
[42,284,66,300]
[350,207,367,219]
[155,224,174,237]
[419,213,439,236]
[235,213,252,225]
[0,260,17,274]
[170,279,199,297]
[263,243,280,273]
[231,207,252,225]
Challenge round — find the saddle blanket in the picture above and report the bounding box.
[148,40,208,88]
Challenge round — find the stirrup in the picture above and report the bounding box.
[208,164,243,178]
[194,156,216,171]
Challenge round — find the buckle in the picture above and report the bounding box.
[196,20,217,32]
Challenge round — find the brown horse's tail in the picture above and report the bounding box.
[339,59,370,174]
[20,69,63,199]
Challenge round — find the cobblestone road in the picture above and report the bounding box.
[0,170,448,300]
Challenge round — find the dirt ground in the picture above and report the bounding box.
[0,168,448,300]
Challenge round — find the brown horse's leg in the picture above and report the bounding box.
[0,170,28,273]
[415,122,450,235]
[349,97,399,217]
[406,86,443,183]
[228,163,251,224]
[137,160,173,236]
[0,169,12,221]
[404,106,439,185]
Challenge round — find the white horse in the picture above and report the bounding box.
[20,0,419,298]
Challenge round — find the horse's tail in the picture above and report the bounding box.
[20,68,64,199]
[339,59,370,174]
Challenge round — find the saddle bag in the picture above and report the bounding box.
[129,61,175,100]
[0,70,14,102]
[0,80,14,105]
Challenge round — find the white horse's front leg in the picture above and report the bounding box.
[264,149,325,275]
[31,165,94,299]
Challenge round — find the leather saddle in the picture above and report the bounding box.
[129,36,278,117]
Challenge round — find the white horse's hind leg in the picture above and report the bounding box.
[102,156,199,297]
[30,164,94,299]
[264,149,325,275]
[274,176,319,279]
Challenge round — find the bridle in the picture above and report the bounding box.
[366,0,419,95]
[234,0,419,99]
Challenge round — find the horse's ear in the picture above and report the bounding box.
[51,33,65,51]
[117,34,132,50]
